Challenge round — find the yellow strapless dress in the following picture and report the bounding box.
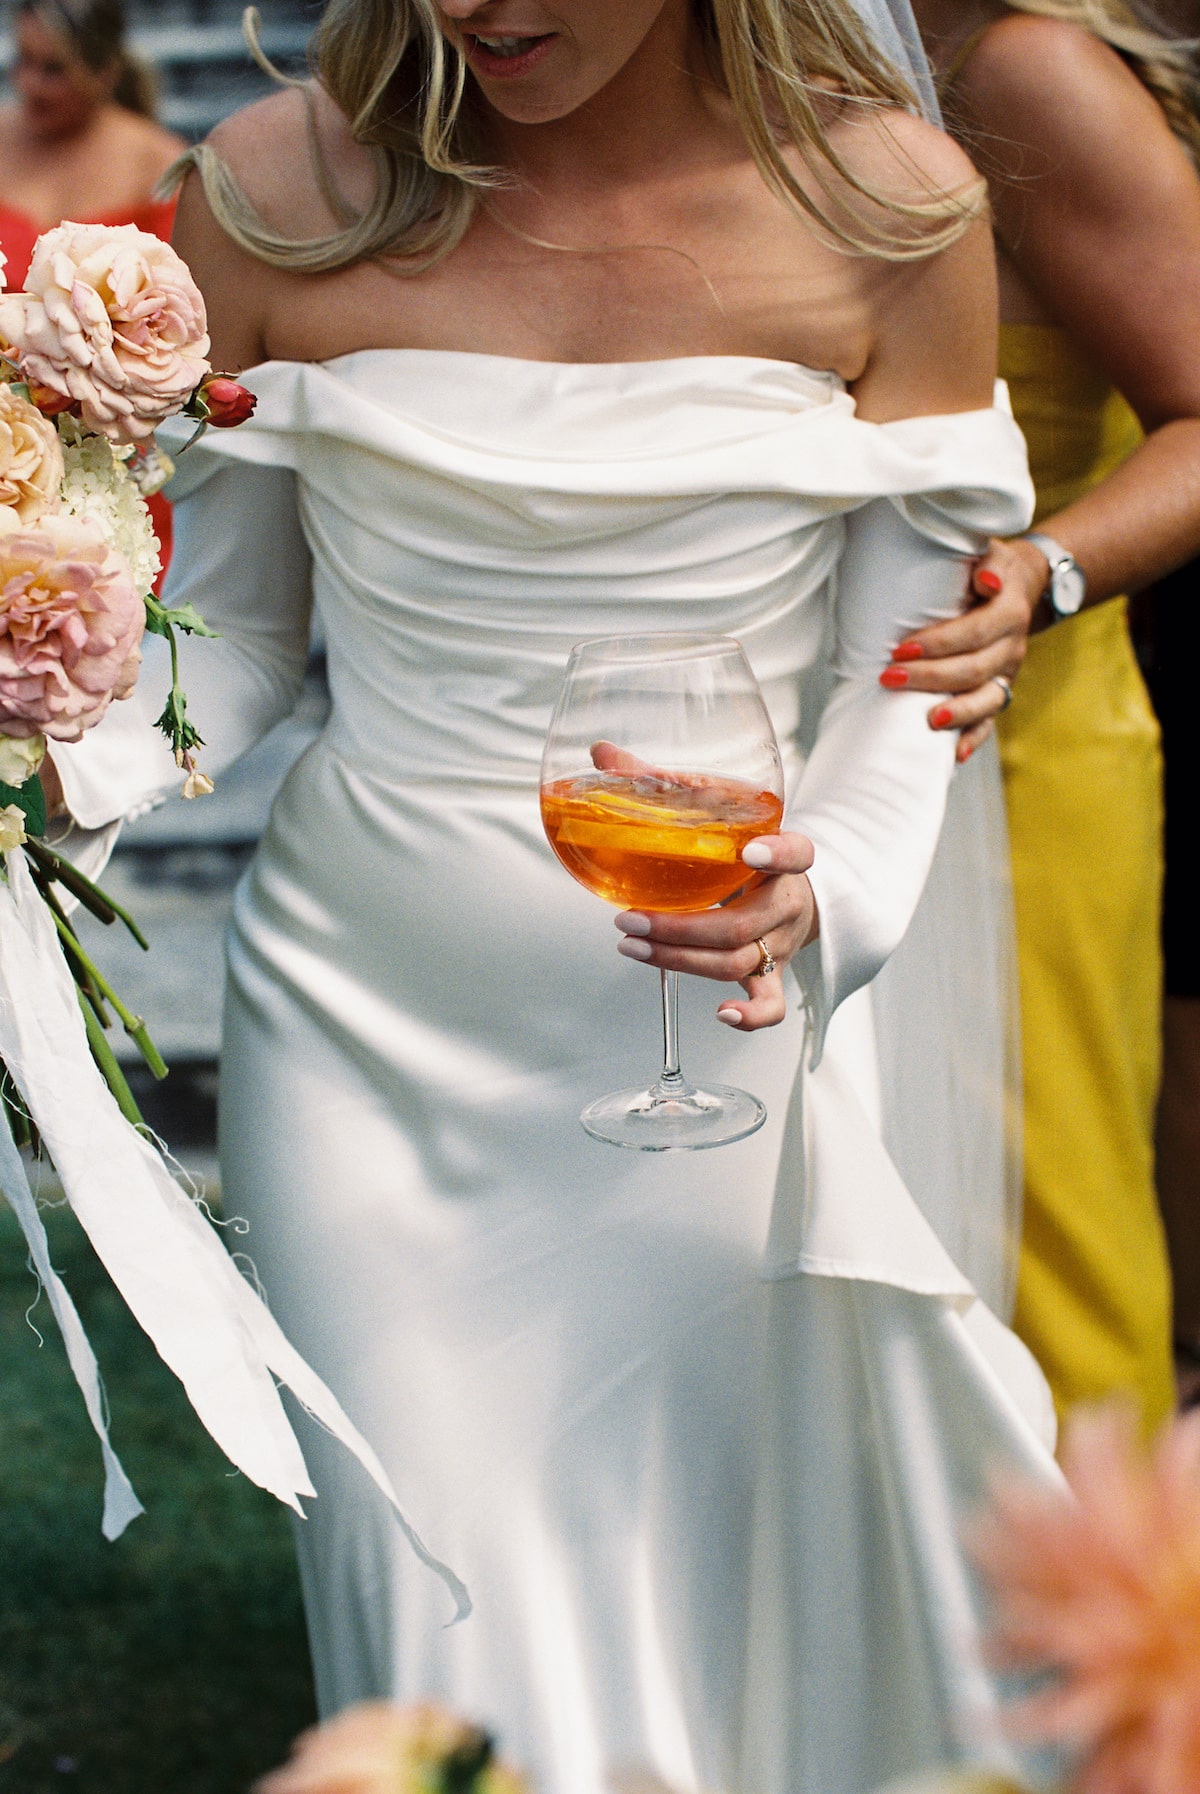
[999,323,1173,1429]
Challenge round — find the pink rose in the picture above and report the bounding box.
[0,222,211,446]
[0,514,144,740]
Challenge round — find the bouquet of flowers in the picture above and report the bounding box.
[0,219,256,1133]
[0,225,469,1619]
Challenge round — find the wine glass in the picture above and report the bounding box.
[540,633,785,1151]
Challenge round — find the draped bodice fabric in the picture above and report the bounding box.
[161,353,1032,790]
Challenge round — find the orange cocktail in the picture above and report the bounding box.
[541,770,783,911]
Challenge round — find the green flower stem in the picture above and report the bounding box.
[28,871,112,1026]
[50,912,168,1080]
[23,838,149,948]
[77,991,147,1130]
[1,1064,33,1151]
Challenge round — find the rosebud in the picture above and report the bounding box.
[0,801,27,853]
[200,378,256,428]
[0,732,47,785]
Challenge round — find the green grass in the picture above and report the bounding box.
[0,1194,316,1794]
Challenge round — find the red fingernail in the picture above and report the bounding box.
[975,570,1002,596]
[891,641,924,662]
[879,667,910,689]
[957,742,975,763]
[930,705,954,728]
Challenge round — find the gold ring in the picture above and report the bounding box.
[991,674,1014,711]
[751,937,776,978]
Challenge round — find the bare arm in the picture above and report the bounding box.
[896,16,1200,751]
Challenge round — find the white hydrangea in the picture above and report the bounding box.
[56,427,161,596]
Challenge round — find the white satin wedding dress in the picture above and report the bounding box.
[53,351,1060,1794]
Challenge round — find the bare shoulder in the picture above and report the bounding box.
[954,9,1194,235]
[955,12,1164,145]
[824,107,997,419]
[205,82,371,238]
[827,102,981,208]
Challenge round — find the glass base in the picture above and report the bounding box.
[580,1078,767,1151]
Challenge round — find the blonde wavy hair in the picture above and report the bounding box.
[171,0,984,272]
[1001,0,1200,164]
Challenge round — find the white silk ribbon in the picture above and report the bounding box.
[0,849,469,1618]
[0,1108,145,1539]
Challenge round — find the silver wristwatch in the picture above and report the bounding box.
[1023,531,1086,619]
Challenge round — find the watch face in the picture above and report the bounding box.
[1053,562,1087,616]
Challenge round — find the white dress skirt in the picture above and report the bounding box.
[54,352,1061,1794]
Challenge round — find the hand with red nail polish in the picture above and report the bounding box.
[881,535,1043,760]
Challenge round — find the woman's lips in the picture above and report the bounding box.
[462,31,556,78]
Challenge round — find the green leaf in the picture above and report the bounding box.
[163,603,219,639]
[143,596,220,640]
[0,773,47,836]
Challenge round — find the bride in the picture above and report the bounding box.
[48,0,1060,1789]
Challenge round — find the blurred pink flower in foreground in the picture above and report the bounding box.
[974,1406,1200,1794]
[0,514,143,739]
[0,222,210,445]
[254,1701,529,1794]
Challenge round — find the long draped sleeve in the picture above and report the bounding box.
[790,496,999,1064]
[46,442,313,832]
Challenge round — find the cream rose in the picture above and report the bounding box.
[0,381,64,528]
[0,514,144,740]
[0,222,211,446]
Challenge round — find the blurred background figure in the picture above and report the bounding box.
[0,0,185,577]
[0,0,182,286]
[908,0,1200,1430]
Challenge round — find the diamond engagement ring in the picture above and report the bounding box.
[751,937,776,978]
[991,674,1014,711]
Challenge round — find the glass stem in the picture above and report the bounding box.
[653,970,695,1099]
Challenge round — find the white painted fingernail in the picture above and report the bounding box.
[742,842,772,869]
[615,911,652,936]
[618,937,653,961]
[717,1006,743,1026]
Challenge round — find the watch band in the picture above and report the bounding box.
[1023,531,1087,618]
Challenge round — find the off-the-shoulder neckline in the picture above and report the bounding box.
[290,347,847,385]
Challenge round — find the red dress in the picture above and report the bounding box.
[0,195,178,585]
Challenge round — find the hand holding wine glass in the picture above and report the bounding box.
[540,633,817,1150]
[615,819,818,1033]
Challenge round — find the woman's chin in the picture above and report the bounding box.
[464,36,608,125]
